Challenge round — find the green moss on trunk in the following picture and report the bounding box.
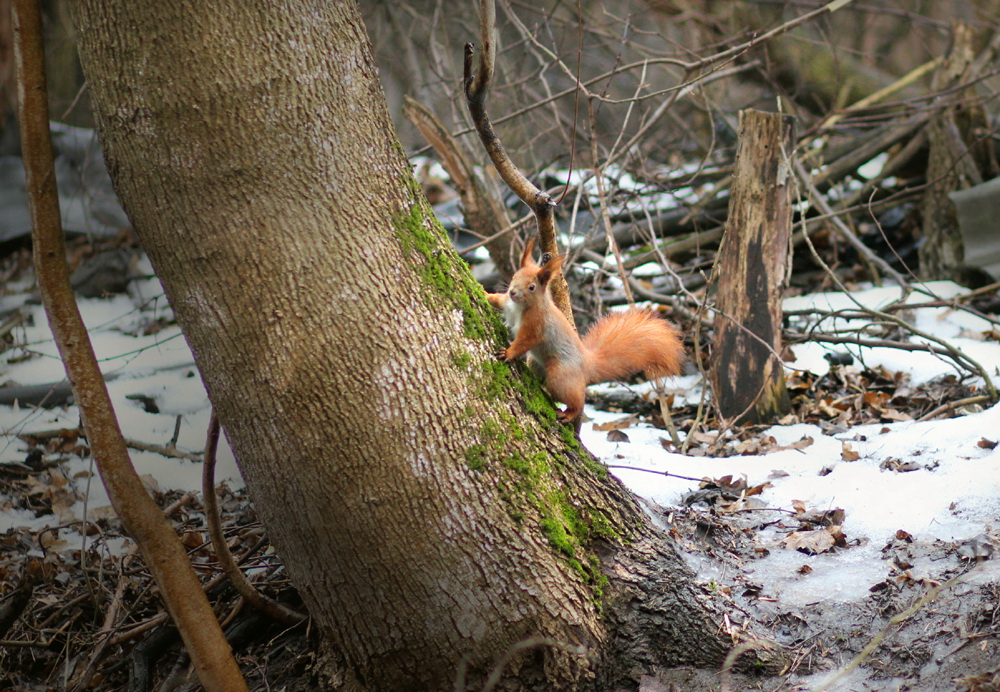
[392,189,622,605]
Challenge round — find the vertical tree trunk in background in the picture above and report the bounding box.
[70,1,749,688]
[0,0,14,120]
[712,109,793,425]
[918,22,986,282]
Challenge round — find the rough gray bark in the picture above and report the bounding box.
[918,22,987,282]
[712,109,793,425]
[69,1,758,688]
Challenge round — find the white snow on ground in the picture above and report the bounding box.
[0,258,241,534]
[583,404,1000,607]
[582,281,1000,610]
[1,271,998,617]
[783,281,1000,382]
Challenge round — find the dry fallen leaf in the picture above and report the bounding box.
[794,507,846,527]
[592,414,639,432]
[788,436,814,451]
[880,458,924,472]
[688,430,720,446]
[841,442,860,461]
[783,528,836,554]
[745,481,773,497]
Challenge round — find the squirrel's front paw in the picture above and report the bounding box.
[495,350,511,362]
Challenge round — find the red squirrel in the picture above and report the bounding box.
[486,238,684,422]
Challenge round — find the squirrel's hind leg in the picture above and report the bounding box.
[543,365,587,422]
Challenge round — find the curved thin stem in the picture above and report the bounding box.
[202,410,306,627]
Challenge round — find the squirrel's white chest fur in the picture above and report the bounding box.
[501,298,523,334]
[501,298,584,370]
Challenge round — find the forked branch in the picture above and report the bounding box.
[464,0,573,321]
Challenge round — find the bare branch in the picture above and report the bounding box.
[465,0,573,320]
[403,95,517,278]
[792,156,907,286]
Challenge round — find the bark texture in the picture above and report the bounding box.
[918,22,988,281]
[712,109,793,425]
[70,1,746,688]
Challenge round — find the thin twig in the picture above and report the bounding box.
[793,207,998,403]
[916,395,992,422]
[553,0,582,206]
[586,98,634,306]
[793,156,905,286]
[812,571,969,692]
[449,0,854,139]
[124,438,203,462]
[69,545,138,691]
[606,465,705,483]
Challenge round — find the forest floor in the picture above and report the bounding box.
[0,236,997,691]
[581,281,1000,692]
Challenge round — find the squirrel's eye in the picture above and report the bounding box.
[528,284,535,291]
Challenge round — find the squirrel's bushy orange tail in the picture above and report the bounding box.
[582,309,684,385]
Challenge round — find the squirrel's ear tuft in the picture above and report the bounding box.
[537,254,565,286]
[520,237,537,268]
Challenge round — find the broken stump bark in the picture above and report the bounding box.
[711,109,794,425]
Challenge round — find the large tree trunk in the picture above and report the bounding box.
[69,1,761,688]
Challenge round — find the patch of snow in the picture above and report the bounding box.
[784,281,996,381]
[582,285,1000,610]
[0,282,244,533]
[583,403,1000,606]
[857,153,889,180]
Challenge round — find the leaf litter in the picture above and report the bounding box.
[0,240,997,688]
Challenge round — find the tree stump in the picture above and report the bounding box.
[711,109,793,425]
